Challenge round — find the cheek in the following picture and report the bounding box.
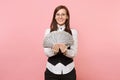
[55,17,58,21]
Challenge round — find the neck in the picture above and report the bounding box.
[57,24,65,27]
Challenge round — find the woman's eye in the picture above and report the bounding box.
[56,14,60,16]
[56,13,66,16]
[62,14,66,16]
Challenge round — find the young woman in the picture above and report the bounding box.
[43,5,78,80]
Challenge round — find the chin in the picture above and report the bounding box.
[58,22,65,25]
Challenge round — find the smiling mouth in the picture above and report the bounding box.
[59,21,63,22]
[58,19,64,22]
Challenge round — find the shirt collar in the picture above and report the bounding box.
[57,24,65,31]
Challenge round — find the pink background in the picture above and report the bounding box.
[0,0,120,80]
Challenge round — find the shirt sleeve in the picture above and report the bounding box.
[43,29,55,57]
[65,29,78,58]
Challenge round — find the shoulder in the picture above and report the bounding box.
[45,29,50,33]
[45,29,50,34]
[44,29,50,36]
[71,28,78,35]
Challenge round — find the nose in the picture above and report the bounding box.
[59,15,62,18]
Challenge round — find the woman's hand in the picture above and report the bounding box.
[52,43,67,54]
[59,43,67,54]
[52,44,60,54]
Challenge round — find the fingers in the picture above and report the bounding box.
[59,43,67,53]
[52,44,60,53]
[52,43,67,54]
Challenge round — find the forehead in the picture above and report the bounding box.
[56,9,67,14]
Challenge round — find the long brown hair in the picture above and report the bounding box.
[50,5,72,35]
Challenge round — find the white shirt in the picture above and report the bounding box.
[43,25,78,74]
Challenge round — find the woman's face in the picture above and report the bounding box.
[55,9,68,26]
